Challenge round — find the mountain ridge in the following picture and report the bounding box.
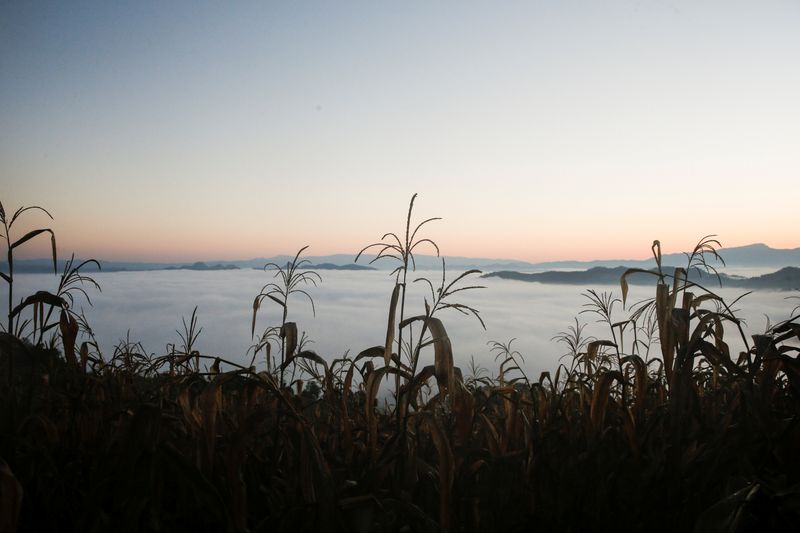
[483,265,800,291]
[5,243,799,273]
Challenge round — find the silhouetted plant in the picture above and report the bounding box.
[355,193,440,402]
[1,202,102,378]
[248,325,281,372]
[30,254,101,348]
[552,318,593,370]
[404,260,485,382]
[465,354,491,389]
[0,200,57,335]
[683,234,725,285]
[252,245,321,386]
[172,306,203,372]
[489,339,529,386]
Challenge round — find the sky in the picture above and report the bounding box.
[2,1,799,263]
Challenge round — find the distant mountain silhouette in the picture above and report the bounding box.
[303,263,376,271]
[530,243,800,270]
[3,254,536,273]
[257,263,376,271]
[483,266,800,290]
[164,262,239,271]
[6,243,798,274]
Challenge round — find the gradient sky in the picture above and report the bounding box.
[2,1,799,263]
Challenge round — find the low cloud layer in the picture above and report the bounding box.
[2,270,797,380]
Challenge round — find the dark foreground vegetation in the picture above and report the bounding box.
[1,197,800,532]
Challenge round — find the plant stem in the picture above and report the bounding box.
[280,305,288,388]
[6,222,13,335]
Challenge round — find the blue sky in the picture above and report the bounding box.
[2,1,799,261]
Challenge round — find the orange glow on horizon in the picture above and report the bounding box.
[10,228,800,265]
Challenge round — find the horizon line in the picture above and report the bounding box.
[9,241,799,267]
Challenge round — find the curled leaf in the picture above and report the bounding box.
[384,283,401,367]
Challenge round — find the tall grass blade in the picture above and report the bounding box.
[385,283,401,367]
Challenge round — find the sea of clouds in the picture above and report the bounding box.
[2,269,797,380]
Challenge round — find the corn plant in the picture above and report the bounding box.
[0,200,57,335]
[1,201,100,381]
[355,193,440,399]
[252,246,321,386]
[28,255,102,362]
[163,305,203,373]
[400,260,485,404]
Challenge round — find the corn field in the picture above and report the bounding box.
[1,197,799,532]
